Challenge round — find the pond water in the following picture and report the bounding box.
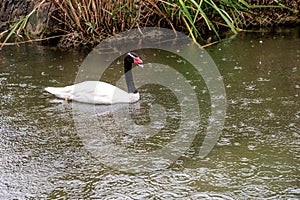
[0,27,299,199]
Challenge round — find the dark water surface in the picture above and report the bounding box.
[0,28,299,199]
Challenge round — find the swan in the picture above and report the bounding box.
[45,52,143,104]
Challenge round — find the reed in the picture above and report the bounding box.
[51,0,256,45]
[51,0,297,46]
[0,0,296,48]
[51,0,147,47]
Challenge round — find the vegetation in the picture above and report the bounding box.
[0,0,298,48]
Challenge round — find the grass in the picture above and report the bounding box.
[0,0,297,48]
[156,0,296,43]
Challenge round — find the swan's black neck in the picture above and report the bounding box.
[124,59,137,93]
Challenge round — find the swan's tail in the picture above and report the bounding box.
[45,86,73,99]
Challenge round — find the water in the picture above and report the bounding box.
[0,27,299,199]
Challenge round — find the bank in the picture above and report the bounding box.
[0,0,299,49]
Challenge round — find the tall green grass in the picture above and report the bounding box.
[156,0,252,43]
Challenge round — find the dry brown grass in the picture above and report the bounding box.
[51,0,162,47]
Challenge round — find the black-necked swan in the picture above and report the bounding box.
[45,52,143,104]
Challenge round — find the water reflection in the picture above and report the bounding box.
[0,27,299,199]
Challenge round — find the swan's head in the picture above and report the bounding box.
[126,52,143,68]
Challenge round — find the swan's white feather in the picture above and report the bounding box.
[45,81,139,104]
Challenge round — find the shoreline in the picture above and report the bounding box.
[0,0,299,49]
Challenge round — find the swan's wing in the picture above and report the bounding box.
[71,81,128,104]
[93,81,138,104]
[94,82,129,104]
[45,81,138,104]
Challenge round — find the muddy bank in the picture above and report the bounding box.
[0,0,55,37]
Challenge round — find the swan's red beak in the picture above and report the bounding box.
[134,57,143,68]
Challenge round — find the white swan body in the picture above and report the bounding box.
[45,81,140,104]
[45,52,143,104]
